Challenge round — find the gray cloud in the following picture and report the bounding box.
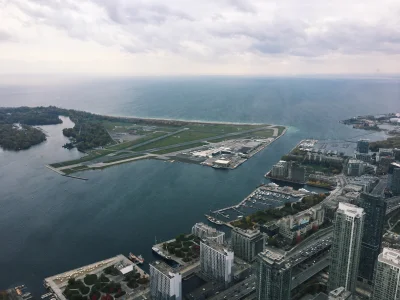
[93,0,194,25]
[6,0,400,61]
[0,30,12,42]
[226,0,256,13]
[210,17,400,58]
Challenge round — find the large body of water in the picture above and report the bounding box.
[0,77,399,294]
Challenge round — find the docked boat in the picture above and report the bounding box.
[152,247,173,261]
[41,293,53,299]
[129,253,144,264]
[206,215,223,225]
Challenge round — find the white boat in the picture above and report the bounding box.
[206,215,223,225]
[152,247,173,261]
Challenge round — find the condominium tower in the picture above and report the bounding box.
[231,227,265,262]
[358,192,386,284]
[328,203,365,293]
[200,240,234,284]
[192,222,225,244]
[149,261,182,300]
[256,250,292,300]
[372,248,400,300]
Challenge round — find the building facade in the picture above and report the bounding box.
[328,203,365,294]
[256,250,292,300]
[328,287,352,299]
[355,152,373,163]
[231,228,265,262]
[372,248,400,300]
[271,161,288,178]
[200,241,234,284]
[377,148,394,162]
[357,139,370,154]
[388,162,400,196]
[278,205,325,241]
[288,162,306,183]
[192,222,225,244]
[358,193,387,284]
[149,261,182,300]
[346,159,365,177]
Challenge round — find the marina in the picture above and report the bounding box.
[207,184,308,224]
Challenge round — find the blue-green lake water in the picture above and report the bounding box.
[0,77,398,293]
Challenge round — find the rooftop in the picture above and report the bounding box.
[259,249,285,262]
[380,248,400,268]
[348,159,363,164]
[193,222,224,237]
[379,148,394,153]
[232,227,262,238]
[150,261,180,278]
[391,162,400,168]
[215,159,230,164]
[338,202,364,218]
[201,240,232,255]
[328,287,352,299]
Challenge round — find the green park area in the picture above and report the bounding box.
[0,291,9,300]
[162,234,201,263]
[63,265,149,300]
[232,193,328,230]
[281,149,344,175]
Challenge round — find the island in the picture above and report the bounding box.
[0,106,287,175]
[0,106,64,150]
[341,112,400,156]
[0,124,46,151]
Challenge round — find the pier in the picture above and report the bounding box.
[45,165,88,181]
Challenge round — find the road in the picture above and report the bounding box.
[286,227,333,258]
[372,177,387,196]
[209,276,257,300]
[291,255,330,289]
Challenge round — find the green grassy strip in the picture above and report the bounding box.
[50,152,110,167]
[277,126,286,136]
[208,129,274,143]
[153,142,207,154]
[132,131,220,152]
[186,123,265,134]
[104,153,145,163]
[107,132,166,151]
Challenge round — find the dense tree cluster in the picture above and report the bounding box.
[0,106,117,152]
[0,124,46,150]
[234,193,328,229]
[0,291,9,300]
[63,122,112,152]
[370,137,400,156]
[0,106,63,125]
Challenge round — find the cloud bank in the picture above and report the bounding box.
[1,0,400,75]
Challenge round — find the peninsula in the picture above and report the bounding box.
[0,106,287,174]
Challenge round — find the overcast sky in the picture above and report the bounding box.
[1,0,400,75]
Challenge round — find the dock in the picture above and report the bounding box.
[45,165,88,181]
[204,214,233,228]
